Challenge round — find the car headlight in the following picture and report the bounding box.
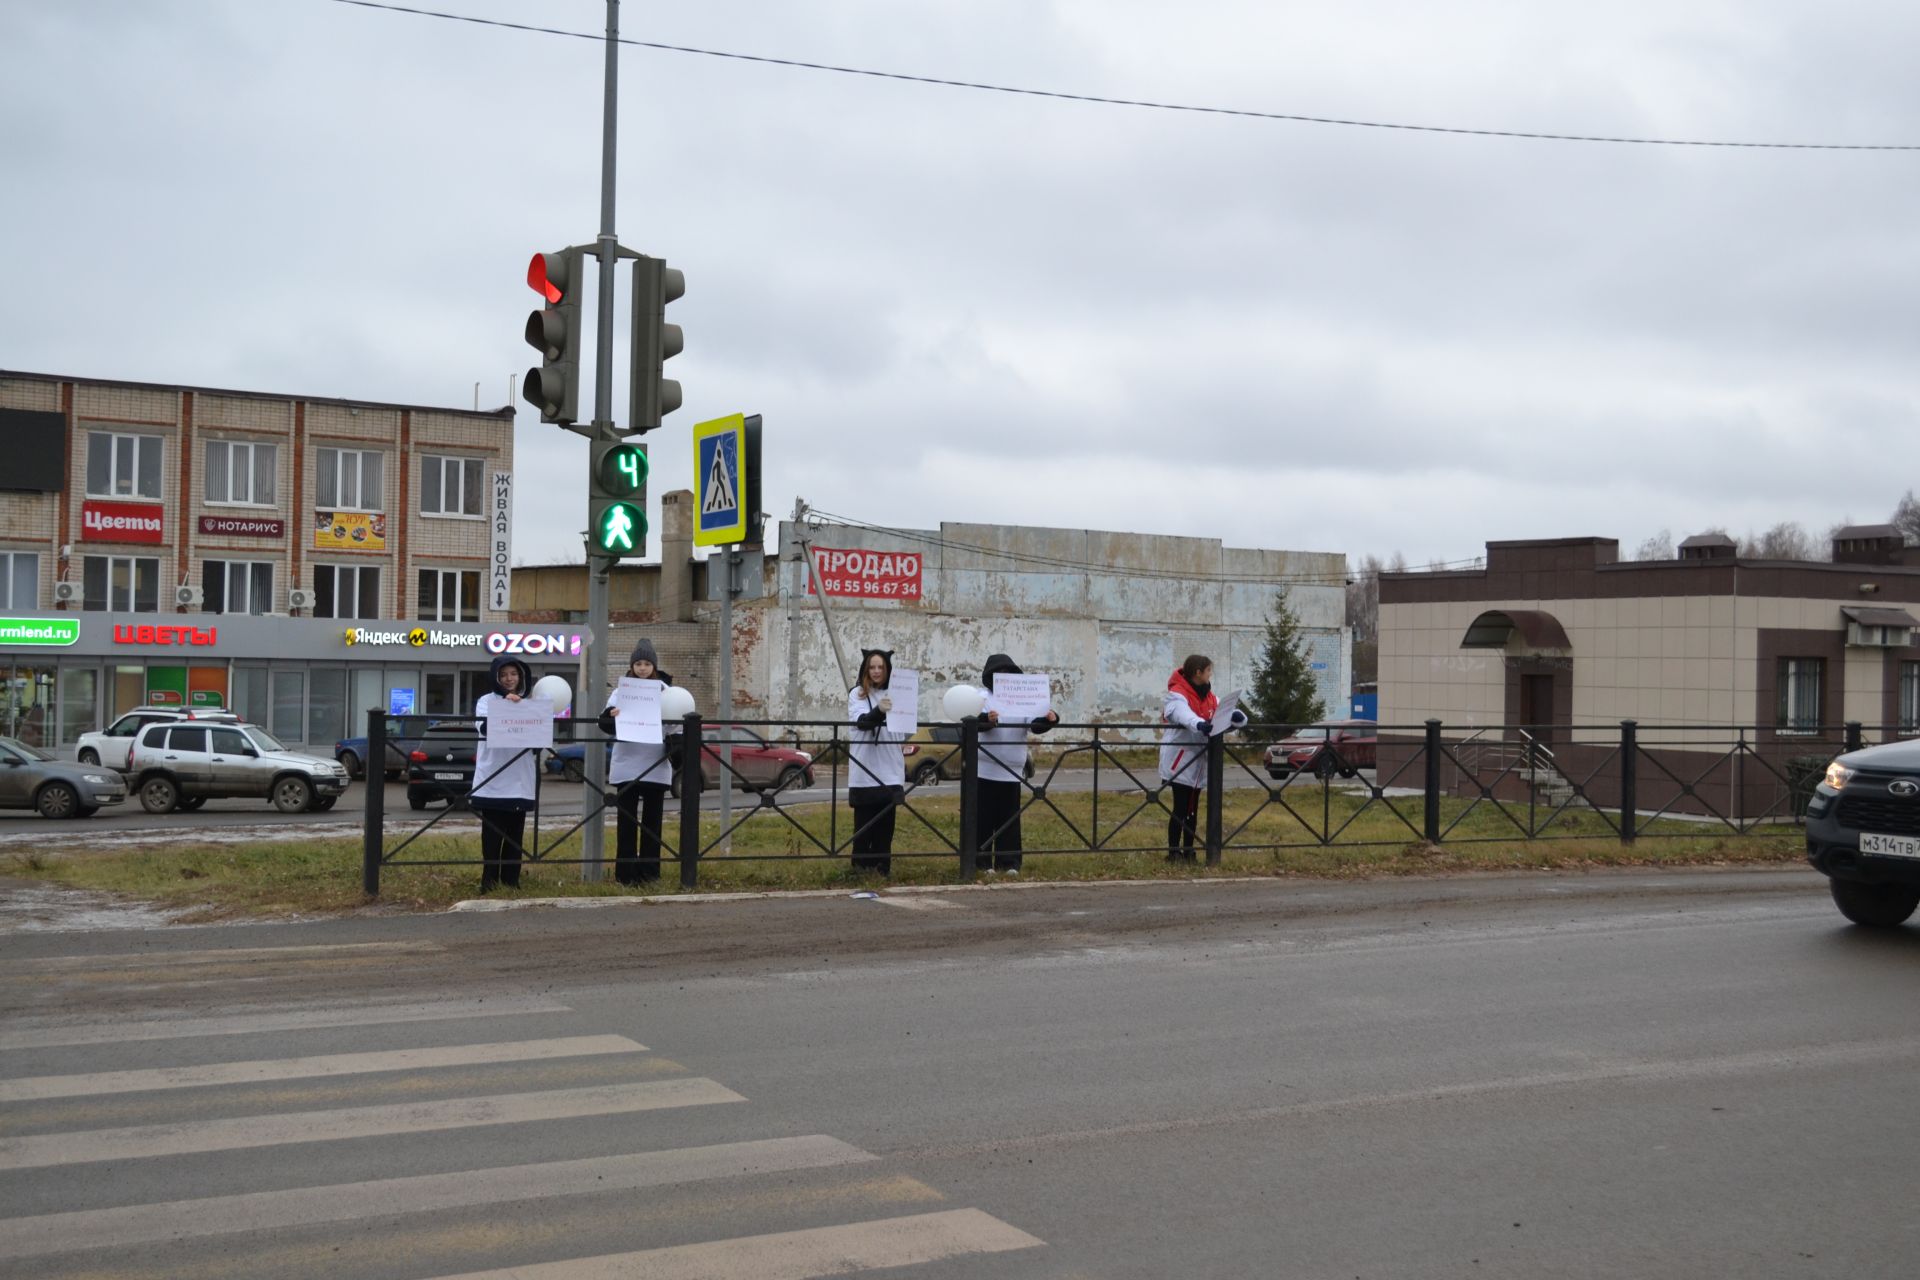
[83,773,114,785]
[1822,761,1855,791]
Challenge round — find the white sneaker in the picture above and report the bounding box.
[1003,869,1019,877]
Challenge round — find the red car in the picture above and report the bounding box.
[1265,719,1377,779]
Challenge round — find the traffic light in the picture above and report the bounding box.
[629,255,684,433]
[523,248,584,424]
[588,440,648,559]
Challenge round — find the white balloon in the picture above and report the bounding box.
[660,685,696,721]
[530,674,573,715]
[942,684,985,720]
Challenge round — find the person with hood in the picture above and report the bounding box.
[596,639,675,886]
[471,653,540,891]
[972,653,1059,875]
[1159,653,1244,862]
[846,648,907,874]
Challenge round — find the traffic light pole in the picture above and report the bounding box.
[579,0,624,882]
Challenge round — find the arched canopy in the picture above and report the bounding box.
[1460,609,1571,650]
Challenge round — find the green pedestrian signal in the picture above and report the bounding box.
[588,440,648,560]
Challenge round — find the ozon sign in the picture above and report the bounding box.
[486,631,583,657]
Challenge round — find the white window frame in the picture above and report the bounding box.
[315,447,385,513]
[420,455,485,518]
[312,563,382,620]
[86,431,164,500]
[202,559,275,616]
[82,554,162,613]
[206,439,278,507]
[1776,657,1824,735]
[0,552,38,611]
[417,568,480,623]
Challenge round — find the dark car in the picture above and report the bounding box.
[1805,737,1920,927]
[335,717,433,781]
[545,726,815,797]
[1264,719,1378,779]
[0,736,127,818]
[406,724,479,810]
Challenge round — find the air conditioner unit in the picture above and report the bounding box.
[175,585,204,608]
[51,580,77,604]
[287,587,314,611]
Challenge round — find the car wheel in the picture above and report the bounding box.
[36,782,80,820]
[1338,766,1358,779]
[177,796,207,811]
[273,776,313,814]
[336,750,362,780]
[77,748,100,766]
[775,765,807,792]
[562,758,586,784]
[408,791,429,811]
[1314,754,1337,780]
[1829,878,1920,928]
[910,760,940,787]
[139,776,179,814]
[310,796,337,812]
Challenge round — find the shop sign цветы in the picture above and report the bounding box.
[82,500,166,545]
[806,547,923,599]
[114,625,219,647]
[199,514,286,538]
[0,618,81,646]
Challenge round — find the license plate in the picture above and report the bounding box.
[1860,832,1920,860]
[433,772,464,781]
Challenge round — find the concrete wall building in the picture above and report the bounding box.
[0,370,528,748]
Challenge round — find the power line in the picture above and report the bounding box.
[324,0,1918,152]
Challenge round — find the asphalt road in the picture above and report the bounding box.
[2,868,1914,1278]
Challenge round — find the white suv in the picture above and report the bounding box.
[76,707,240,771]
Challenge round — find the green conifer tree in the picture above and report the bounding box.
[1248,591,1326,729]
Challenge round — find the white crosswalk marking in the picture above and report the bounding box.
[0,1136,877,1262]
[0,995,572,1050]
[0,1077,744,1170]
[420,1209,1045,1279]
[0,1034,645,1101]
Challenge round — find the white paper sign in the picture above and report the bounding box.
[486,697,555,750]
[612,678,664,744]
[986,672,1051,723]
[1210,690,1240,736]
[884,668,920,736]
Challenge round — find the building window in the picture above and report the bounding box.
[86,432,163,500]
[315,448,384,512]
[82,555,161,613]
[417,568,480,623]
[206,440,277,506]
[1902,662,1919,736]
[312,564,380,619]
[0,552,38,611]
[421,455,484,517]
[203,560,275,615]
[1776,657,1824,733]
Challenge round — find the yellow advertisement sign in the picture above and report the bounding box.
[313,510,387,551]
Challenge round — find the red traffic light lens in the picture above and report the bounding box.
[527,253,562,304]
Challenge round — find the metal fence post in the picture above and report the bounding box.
[958,717,980,878]
[1204,731,1224,866]
[678,714,703,890]
[1424,719,1443,844]
[361,707,385,896]
[1619,719,1637,845]
[1845,721,1864,754]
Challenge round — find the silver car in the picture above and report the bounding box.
[128,722,351,814]
[0,737,127,818]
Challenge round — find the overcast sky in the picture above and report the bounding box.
[5,0,1915,570]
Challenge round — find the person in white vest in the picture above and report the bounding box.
[472,653,539,891]
[846,648,906,875]
[1159,654,1245,862]
[596,639,676,885]
[972,652,1058,876]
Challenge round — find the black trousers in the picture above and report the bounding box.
[978,778,1024,872]
[1167,781,1200,861]
[848,785,901,875]
[476,806,527,889]
[614,780,668,884]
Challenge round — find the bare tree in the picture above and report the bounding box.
[1739,521,1821,561]
[1894,490,1920,546]
[1633,528,1674,561]
[1345,552,1404,686]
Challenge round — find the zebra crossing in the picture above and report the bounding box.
[0,944,1046,1278]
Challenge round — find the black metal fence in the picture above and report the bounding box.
[359,712,1869,895]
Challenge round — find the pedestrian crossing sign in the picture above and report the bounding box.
[693,413,747,547]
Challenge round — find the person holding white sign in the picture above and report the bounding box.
[1158,654,1247,863]
[846,648,908,874]
[974,653,1059,875]
[472,654,540,891]
[596,639,676,886]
